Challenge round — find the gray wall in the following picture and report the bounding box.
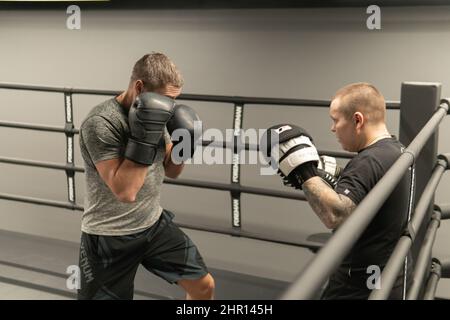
[1,6,450,297]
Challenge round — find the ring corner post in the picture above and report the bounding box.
[399,82,441,296]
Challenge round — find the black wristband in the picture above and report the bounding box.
[125,138,158,165]
[317,168,338,189]
[294,162,318,184]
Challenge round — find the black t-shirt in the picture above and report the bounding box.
[335,137,412,268]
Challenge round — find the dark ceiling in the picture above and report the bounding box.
[1,0,450,10]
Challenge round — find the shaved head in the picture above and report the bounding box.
[332,82,386,124]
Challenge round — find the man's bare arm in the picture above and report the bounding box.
[302,176,357,229]
[95,158,148,203]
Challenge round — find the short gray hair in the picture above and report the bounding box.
[130,52,184,90]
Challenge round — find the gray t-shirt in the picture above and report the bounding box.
[79,97,169,236]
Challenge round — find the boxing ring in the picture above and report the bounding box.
[0,82,448,299]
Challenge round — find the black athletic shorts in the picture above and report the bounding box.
[77,210,209,300]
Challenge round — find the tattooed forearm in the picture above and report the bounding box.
[336,194,357,222]
[302,178,335,227]
[303,177,356,229]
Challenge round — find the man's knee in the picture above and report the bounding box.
[180,273,215,299]
[200,274,215,297]
[193,273,215,298]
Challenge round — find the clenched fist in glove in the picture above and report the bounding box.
[166,104,202,163]
[125,92,176,165]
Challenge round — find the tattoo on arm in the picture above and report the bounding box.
[336,194,357,220]
[303,177,356,229]
[302,178,334,226]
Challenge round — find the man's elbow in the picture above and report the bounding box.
[114,190,138,203]
[324,215,340,230]
[165,167,183,179]
[324,221,336,230]
[165,172,181,179]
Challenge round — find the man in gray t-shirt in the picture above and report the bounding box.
[80,97,169,235]
[77,52,214,300]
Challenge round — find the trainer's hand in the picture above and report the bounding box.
[265,124,319,189]
[318,155,342,178]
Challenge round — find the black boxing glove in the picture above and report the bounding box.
[166,104,202,163]
[125,92,176,165]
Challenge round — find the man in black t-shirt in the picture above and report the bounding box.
[268,82,411,299]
